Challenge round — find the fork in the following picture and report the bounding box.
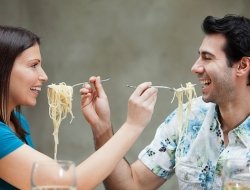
[126,84,175,92]
[47,77,111,88]
[72,77,111,88]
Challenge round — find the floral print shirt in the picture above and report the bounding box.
[139,96,250,190]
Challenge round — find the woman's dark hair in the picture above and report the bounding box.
[202,15,250,85]
[0,26,40,141]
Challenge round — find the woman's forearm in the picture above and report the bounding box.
[76,122,144,190]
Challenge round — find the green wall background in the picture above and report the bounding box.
[1,1,249,189]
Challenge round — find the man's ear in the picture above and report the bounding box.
[236,57,250,76]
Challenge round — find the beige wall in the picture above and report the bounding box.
[1,0,250,189]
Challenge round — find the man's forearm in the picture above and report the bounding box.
[91,124,114,150]
[91,124,139,190]
[104,158,138,190]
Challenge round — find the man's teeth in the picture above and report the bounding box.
[201,80,211,85]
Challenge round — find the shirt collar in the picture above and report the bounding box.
[214,105,250,148]
[233,116,250,148]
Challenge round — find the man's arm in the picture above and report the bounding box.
[81,76,166,190]
[92,123,166,190]
[104,159,166,190]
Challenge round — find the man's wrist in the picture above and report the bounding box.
[92,123,113,149]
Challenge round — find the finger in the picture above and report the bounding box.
[93,76,107,98]
[131,82,152,97]
[79,82,92,94]
[139,90,158,111]
[89,76,97,83]
[81,96,94,109]
[80,86,93,95]
[81,89,95,107]
[83,82,92,89]
[147,93,158,109]
[139,87,158,102]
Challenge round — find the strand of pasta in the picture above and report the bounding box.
[171,82,196,167]
[47,82,74,160]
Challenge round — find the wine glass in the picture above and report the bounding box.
[31,160,76,190]
[222,158,250,190]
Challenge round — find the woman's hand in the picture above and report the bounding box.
[126,82,158,130]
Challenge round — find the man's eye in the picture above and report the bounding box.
[31,63,38,68]
[204,56,212,60]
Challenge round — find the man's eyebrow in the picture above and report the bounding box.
[199,51,215,57]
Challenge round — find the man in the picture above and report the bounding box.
[81,15,250,190]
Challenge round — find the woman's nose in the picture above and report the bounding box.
[39,68,48,82]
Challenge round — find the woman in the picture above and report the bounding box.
[0,25,158,189]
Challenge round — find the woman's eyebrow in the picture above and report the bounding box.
[27,59,41,63]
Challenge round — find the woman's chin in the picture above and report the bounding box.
[26,100,37,107]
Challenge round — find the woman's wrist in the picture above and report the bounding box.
[123,121,145,134]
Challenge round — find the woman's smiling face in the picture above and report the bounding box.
[9,43,48,109]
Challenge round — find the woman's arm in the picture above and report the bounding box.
[0,77,158,190]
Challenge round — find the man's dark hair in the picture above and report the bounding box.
[202,15,250,85]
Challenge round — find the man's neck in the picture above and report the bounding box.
[218,102,250,133]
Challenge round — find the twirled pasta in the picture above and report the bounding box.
[172,82,196,168]
[171,82,196,135]
[47,83,74,160]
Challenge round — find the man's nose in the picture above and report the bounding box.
[191,59,203,74]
